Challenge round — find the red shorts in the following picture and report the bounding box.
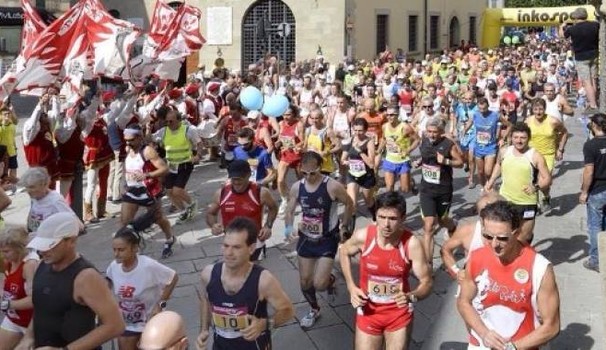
[356,304,412,336]
[279,150,301,168]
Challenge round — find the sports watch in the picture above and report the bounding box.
[158,300,168,310]
[504,342,517,350]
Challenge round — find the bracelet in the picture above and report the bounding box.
[450,264,461,275]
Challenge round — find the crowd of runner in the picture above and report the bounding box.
[0,18,600,350]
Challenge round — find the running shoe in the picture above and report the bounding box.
[176,211,189,225]
[300,308,320,329]
[161,236,175,259]
[187,199,199,220]
[583,259,599,273]
[540,195,552,214]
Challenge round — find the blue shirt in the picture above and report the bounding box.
[472,110,500,156]
[233,146,273,183]
[454,102,477,147]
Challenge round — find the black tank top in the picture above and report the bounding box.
[419,136,455,194]
[298,177,339,239]
[207,263,268,340]
[32,257,98,348]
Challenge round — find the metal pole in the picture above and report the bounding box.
[424,0,428,57]
[71,160,83,221]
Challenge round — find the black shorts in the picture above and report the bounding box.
[122,186,161,207]
[346,171,377,189]
[8,155,17,169]
[420,192,452,218]
[296,228,340,259]
[164,162,194,189]
[213,331,271,350]
[510,203,538,221]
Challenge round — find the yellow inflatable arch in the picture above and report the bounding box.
[481,5,596,48]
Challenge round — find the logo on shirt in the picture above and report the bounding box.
[514,269,529,284]
[119,285,136,298]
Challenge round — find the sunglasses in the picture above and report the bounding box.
[482,232,511,242]
[301,169,320,176]
[422,106,433,109]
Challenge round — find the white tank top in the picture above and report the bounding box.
[468,221,484,254]
[488,95,500,113]
[543,95,562,121]
[332,111,351,145]
[124,151,146,187]
[300,88,314,106]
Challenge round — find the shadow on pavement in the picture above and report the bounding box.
[546,193,581,217]
[554,160,584,179]
[533,235,588,266]
[439,342,468,350]
[551,322,594,349]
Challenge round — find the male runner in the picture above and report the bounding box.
[284,152,354,328]
[416,117,464,265]
[339,192,432,350]
[197,217,294,350]
[485,122,552,243]
[206,160,278,261]
[457,201,560,350]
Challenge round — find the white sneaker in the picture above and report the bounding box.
[278,201,288,215]
[188,199,199,219]
[300,308,320,328]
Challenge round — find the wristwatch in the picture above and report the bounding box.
[266,318,276,331]
[504,342,517,350]
[0,300,10,312]
[158,300,167,310]
[408,294,418,303]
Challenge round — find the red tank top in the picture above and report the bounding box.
[24,121,57,177]
[185,98,199,126]
[359,225,412,312]
[361,112,385,145]
[223,117,247,150]
[398,90,414,110]
[3,261,34,327]
[219,182,262,229]
[278,120,301,163]
[468,245,541,348]
[254,118,272,149]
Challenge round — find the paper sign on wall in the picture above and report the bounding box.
[206,7,232,45]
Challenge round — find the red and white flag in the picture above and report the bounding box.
[20,0,48,57]
[155,4,205,61]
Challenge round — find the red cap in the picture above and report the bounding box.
[207,82,220,93]
[185,84,199,96]
[168,88,182,99]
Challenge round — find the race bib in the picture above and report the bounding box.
[403,104,412,113]
[300,216,323,240]
[386,140,400,155]
[119,300,146,326]
[280,136,295,149]
[227,134,238,146]
[212,305,249,339]
[368,275,403,304]
[247,158,259,181]
[476,130,492,146]
[422,164,441,184]
[523,209,536,219]
[348,159,367,177]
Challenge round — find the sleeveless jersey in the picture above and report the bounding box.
[219,182,263,229]
[359,225,412,312]
[473,110,500,151]
[298,177,339,240]
[419,137,455,194]
[223,117,247,150]
[163,123,192,166]
[527,116,557,156]
[542,95,562,121]
[398,90,414,114]
[332,110,351,145]
[361,112,385,145]
[454,103,476,147]
[500,146,538,206]
[3,256,36,327]
[300,88,314,107]
[487,95,501,113]
[32,257,98,348]
[346,140,371,178]
[383,122,410,163]
[468,245,550,349]
[124,148,163,200]
[207,263,269,345]
[278,120,301,163]
[306,127,335,173]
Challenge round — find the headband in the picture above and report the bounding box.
[123,128,142,137]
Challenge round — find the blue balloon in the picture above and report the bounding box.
[240,86,263,111]
[262,94,289,118]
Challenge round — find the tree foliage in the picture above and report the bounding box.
[505,0,591,7]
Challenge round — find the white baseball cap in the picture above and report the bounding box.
[27,212,82,252]
[246,110,261,119]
